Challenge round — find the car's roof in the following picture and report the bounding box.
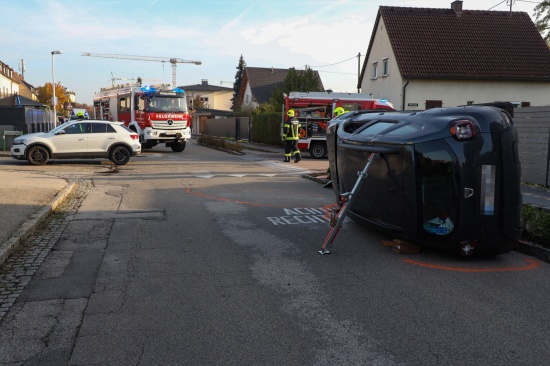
[68,119,123,125]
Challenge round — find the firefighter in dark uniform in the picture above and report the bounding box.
[283,109,302,163]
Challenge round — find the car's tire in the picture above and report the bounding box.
[170,141,186,152]
[309,142,327,159]
[27,146,49,165]
[109,146,131,165]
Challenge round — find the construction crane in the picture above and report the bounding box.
[110,72,134,86]
[82,52,202,89]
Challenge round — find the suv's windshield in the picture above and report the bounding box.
[146,97,187,113]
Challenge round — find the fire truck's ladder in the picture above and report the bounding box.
[319,153,380,255]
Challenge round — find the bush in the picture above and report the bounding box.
[251,113,284,146]
[521,204,550,248]
[198,135,243,153]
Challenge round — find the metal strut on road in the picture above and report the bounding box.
[319,152,380,255]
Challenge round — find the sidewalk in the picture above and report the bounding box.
[0,164,75,265]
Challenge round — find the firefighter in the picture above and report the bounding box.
[333,107,345,118]
[77,111,84,119]
[283,109,302,163]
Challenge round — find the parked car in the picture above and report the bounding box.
[326,105,521,256]
[10,120,141,166]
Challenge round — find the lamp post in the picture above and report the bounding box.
[51,50,63,125]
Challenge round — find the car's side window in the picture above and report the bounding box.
[90,123,116,133]
[64,123,87,134]
[91,123,106,133]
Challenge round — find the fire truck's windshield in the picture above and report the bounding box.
[146,97,187,113]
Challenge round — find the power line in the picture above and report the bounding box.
[488,0,507,10]
[308,55,357,68]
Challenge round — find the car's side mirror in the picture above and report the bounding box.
[55,130,66,135]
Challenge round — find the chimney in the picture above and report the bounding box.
[201,79,208,86]
[451,1,463,15]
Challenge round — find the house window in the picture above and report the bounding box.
[382,58,389,76]
[426,100,443,109]
[372,61,378,79]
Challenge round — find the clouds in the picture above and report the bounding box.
[1,0,539,103]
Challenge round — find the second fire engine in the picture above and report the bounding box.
[93,83,191,152]
[284,91,395,158]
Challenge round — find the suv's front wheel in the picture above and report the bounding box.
[170,141,186,152]
[109,146,131,165]
[27,146,49,165]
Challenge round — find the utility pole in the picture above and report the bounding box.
[357,52,361,93]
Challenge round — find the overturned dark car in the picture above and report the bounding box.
[326,105,522,256]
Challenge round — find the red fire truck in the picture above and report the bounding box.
[284,91,395,158]
[93,83,191,152]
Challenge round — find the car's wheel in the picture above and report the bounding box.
[309,142,327,159]
[109,146,131,165]
[170,141,186,152]
[27,146,49,165]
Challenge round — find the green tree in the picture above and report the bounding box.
[266,66,323,112]
[535,0,550,43]
[231,55,246,112]
[36,82,70,116]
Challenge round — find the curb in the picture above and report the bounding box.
[514,240,550,263]
[0,181,77,266]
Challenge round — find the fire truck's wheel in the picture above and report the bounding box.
[109,146,131,165]
[170,141,186,152]
[309,142,327,159]
[27,146,49,165]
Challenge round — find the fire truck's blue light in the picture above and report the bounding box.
[380,99,387,102]
[141,86,157,92]
[173,88,184,93]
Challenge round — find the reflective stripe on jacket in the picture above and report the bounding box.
[283,118,300,141]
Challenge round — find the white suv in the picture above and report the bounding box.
[10,120,141,165]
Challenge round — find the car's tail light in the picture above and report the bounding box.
[130,133,139,140]
[450,120,477,141]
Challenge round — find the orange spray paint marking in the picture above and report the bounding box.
[403,258,539,272]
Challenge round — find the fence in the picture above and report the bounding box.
[514,107,550,187]
[202,117,250,141]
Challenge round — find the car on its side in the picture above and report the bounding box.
[10,119,141,166]
[326,105,521,257]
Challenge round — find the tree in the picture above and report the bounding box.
[231,55,246,112]
[535,0,550,43]
[36,82,71,116]
[266,66,323,112]
[192,95,208,109]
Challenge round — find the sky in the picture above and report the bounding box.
[0,0,542,104]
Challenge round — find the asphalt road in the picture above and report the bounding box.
[0,141,549,365]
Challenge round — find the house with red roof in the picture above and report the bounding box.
[359,1,550,110]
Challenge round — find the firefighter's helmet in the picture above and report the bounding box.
[287,109,295,117]
[334,107,345,117]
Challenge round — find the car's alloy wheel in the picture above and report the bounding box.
[109,146,131,165]
[27,146,49,165]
